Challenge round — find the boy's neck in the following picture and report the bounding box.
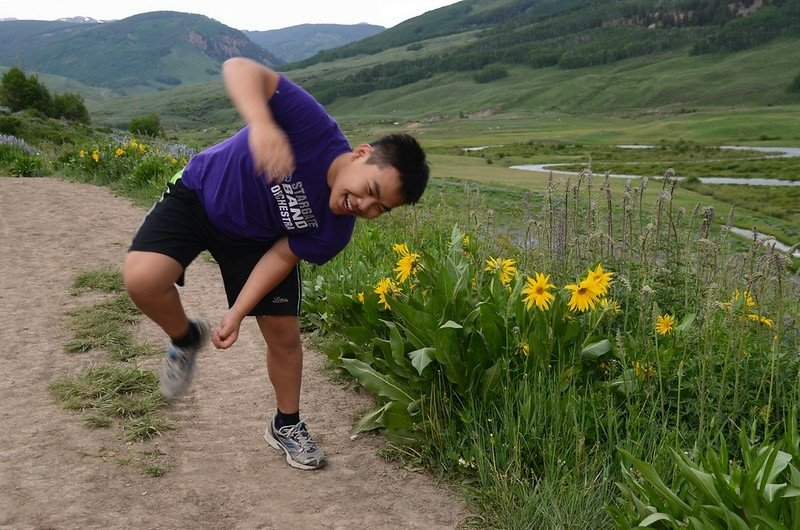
[326,151,350,189]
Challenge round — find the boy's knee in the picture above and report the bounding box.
[123,252,179,299]
[258,316,302,352]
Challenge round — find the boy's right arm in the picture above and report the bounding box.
[222,57,295,183]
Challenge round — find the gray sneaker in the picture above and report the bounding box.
[264,417,327,470]
[159,318,211,399]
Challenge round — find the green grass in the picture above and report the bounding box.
[54,268,177,475]
[50,364,175,441]
[64,293,160,362]
[71,267,125,294]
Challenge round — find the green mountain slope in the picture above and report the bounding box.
[0,12,283,94]
[244,23,384,63]
[28,0,797,138]
[290,0,800,105]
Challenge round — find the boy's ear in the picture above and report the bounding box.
[353,143,373,159]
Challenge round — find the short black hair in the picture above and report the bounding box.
[367,133,429,205]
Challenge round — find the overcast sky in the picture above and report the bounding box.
[2,1,463,31]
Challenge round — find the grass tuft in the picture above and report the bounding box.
[71,267,125,294]
[50,364,172,441]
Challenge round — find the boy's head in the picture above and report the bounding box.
[328,133,429,219]
[367,133,429,205]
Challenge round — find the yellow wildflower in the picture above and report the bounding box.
[91,150,100,163]
[564,278,601,312]
[356,292,365,304]
[748,313,773,328]
[587,264,614,295]
[374,277,400,310]
[393,243,421,283]
[655,314,675,335]
[115,148,125,157]
[634,361,656,381]
[732,289,756,308]
[600,298,622,315]
[521,272,555,311]
[520,342,530,356]
[79,149,86,158]
[484,256,518,287]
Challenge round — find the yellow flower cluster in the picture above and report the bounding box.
[374,277,402,310]
[564,265,613,313]
[393,243,421,283]
[484,256,518,287]
[723,288,773,329]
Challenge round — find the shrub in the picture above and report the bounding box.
[0,114,21,135]
[53,93,90,124]
[129,114,162,137]
[0,66,53,116]
[789,71,800,94]
[473,65,508,84]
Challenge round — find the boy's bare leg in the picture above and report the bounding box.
[258,314,326,470]
[124,250,190,340]
[256,315,302,413]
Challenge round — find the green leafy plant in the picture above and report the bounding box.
[611,413,800,529]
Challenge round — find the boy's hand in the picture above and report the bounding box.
[212,310,243,349]
[249,122,295,184]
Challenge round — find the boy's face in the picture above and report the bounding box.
[329,144,406,219]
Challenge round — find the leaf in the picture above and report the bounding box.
[440,320,463,330]
[618,448,692,513]
[432,323,464,385]
[759,449,792,490]
[349,404,389,436]
[341,358,413,405]
[718,506,753,530]
[675,313,696,333]
[671,448,722,504]
[748,515,787,530]
[581,339,612,359]
[480,359,503,399]
[763,483,787,503]
[381,320,413,376]
[610,369,638,396]
[639,513,673,526]
[382,401,415,431]
[408,347,435,376]
[781,485,800,498]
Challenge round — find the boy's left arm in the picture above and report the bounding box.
[212,237,300,349]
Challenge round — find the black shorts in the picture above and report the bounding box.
[129,180,301,316]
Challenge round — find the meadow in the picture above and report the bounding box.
[1,104,799,527]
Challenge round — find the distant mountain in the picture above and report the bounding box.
[0,11,283,94]
[244,23,384,63]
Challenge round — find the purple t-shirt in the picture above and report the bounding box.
[180,75,355,265]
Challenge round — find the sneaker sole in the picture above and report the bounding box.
[263,427,325,471]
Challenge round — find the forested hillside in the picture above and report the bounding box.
[292,0,800,104]
[0,12,283,94]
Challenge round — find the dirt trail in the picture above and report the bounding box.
[0,177,468,529]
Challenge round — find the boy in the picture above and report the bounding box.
[123,57,429,470]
